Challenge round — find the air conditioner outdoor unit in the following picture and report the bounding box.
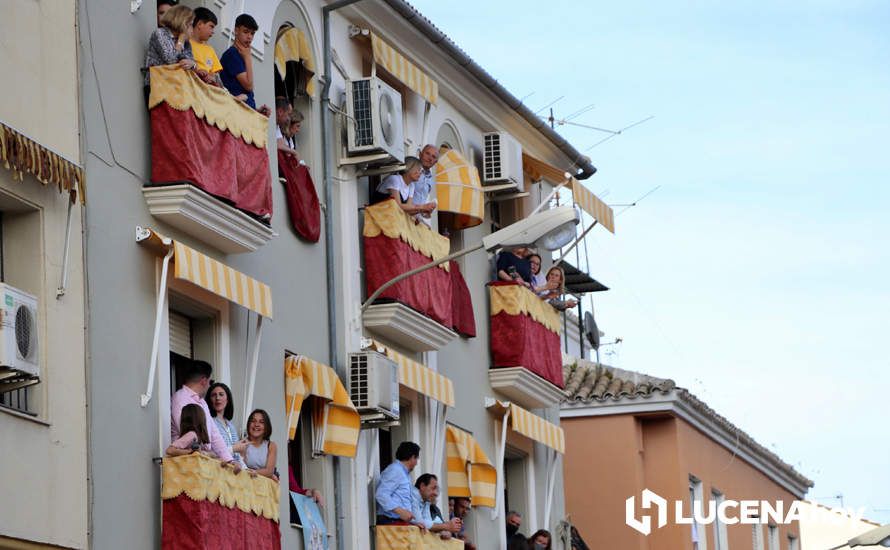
[345,77,405,163]
[0,283,40,390]
[348,351,400,424]
[482,131,524,192]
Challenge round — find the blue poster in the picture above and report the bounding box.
[290,491,329,550]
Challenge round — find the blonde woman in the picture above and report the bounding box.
[143,5,203,99]
[374,156,435,217]
[539,265,578,310]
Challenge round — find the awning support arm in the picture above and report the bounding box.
[544,448,559,528]
[242,313,264,423]
[493,406,511,550]
[141,247,174,407]
[56,194,75,298]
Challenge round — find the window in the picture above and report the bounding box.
[689,476,707,550]
[0,195,43,416]
[168,293,225,396]
[786,535,798,550]
[503,445,533,533]
[712,489,729,550]
[767,524,778,550]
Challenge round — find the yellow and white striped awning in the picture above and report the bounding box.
[522,153,615,234]
[274,27,316,96]
[435,148,484,230]
[568,179,614,234]
[445,425,497,508]
[369,32,438,104]
[486,400,565,454]
[136,227,273,318]
[364,340,455,407]
[284,355,360,458]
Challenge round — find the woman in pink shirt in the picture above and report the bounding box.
[166,404,216,457]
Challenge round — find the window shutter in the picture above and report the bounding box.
[169,312,193,358]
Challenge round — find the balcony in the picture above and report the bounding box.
[488,282,565,408]
[146,66,274,253]
[362,200,475,352]
[375,525,463,549]
[161,454,280,549]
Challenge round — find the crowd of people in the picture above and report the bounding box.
[497,247,579,311]
[167,360,324,509]
[145,2,271,116]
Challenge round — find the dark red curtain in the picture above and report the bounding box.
[449,260,476,337]
[162,495,280,550]
[364,235,453,326]
[150,102,273,218]
[278,151,320,242]
[490,311,564,388]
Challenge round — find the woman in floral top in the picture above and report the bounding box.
[205,382,247,466]
[143,4,200,100]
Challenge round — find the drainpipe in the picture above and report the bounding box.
[320,2,365,549]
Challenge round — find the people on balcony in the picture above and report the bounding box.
[205,382,247,467]
[496,247,533,287]
[275,98,303,163]
[375,441,421,525]
[538,265,578,310]
[529,529,553,550]
[165,403,216,457]
[528,253,545,290]
[413,144,440,227]
[170,360,239,470]
[143,5,198,103]
[413,474,462,538]
[374,157,436,220]
[244,408,278,481]
[156,0,177,27]
[449,497,477,550]
[220,14,271,116]
[190,7,223,87]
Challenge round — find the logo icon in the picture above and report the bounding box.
[626,489,668,535]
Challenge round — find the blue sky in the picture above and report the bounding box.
[416,0,890,524]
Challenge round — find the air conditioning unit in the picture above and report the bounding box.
[348,351,399,424]
[0,283,40,385]
[345,77,405,163]
[482,131,524,192]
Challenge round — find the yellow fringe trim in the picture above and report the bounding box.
[490,283,561,334]
[0,121,85,203]
[363,199,450,271]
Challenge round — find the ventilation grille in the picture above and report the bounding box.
[349,353,370,408]
[483,133,502,180]
[351,79,374,147]
[14,305,35,360]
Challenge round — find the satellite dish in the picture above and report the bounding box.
[584,311,600,351]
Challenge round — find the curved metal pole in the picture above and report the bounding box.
[361,242,484,312]
[141,248,174,407]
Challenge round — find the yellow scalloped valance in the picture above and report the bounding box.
[363,199,450,271]
[489,284,561,334]
[376,525,463,549]
[149,65,269,149]
[0,121,85,203]
[161,453,280,521]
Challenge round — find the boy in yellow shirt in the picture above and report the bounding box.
[190,7,222,86]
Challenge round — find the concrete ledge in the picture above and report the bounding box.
[363,303,457,352]
[489,367,565,409]
[143,184,275,254]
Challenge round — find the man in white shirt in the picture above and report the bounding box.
[413,144,439,227]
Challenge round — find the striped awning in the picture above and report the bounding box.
[274,27,316,96]
[1,120,85,203]
[445,425,497,508]
[522,152,614,234]
[486,400,565,454]
[569,179,615,234]
[136,227,273,318]
[369,32,438,104]
[364,340,455,407]
[435,148,484,230]
[284,355,360,458]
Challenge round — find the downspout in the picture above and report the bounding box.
[320,2,364,549]
[381,0,597,180]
